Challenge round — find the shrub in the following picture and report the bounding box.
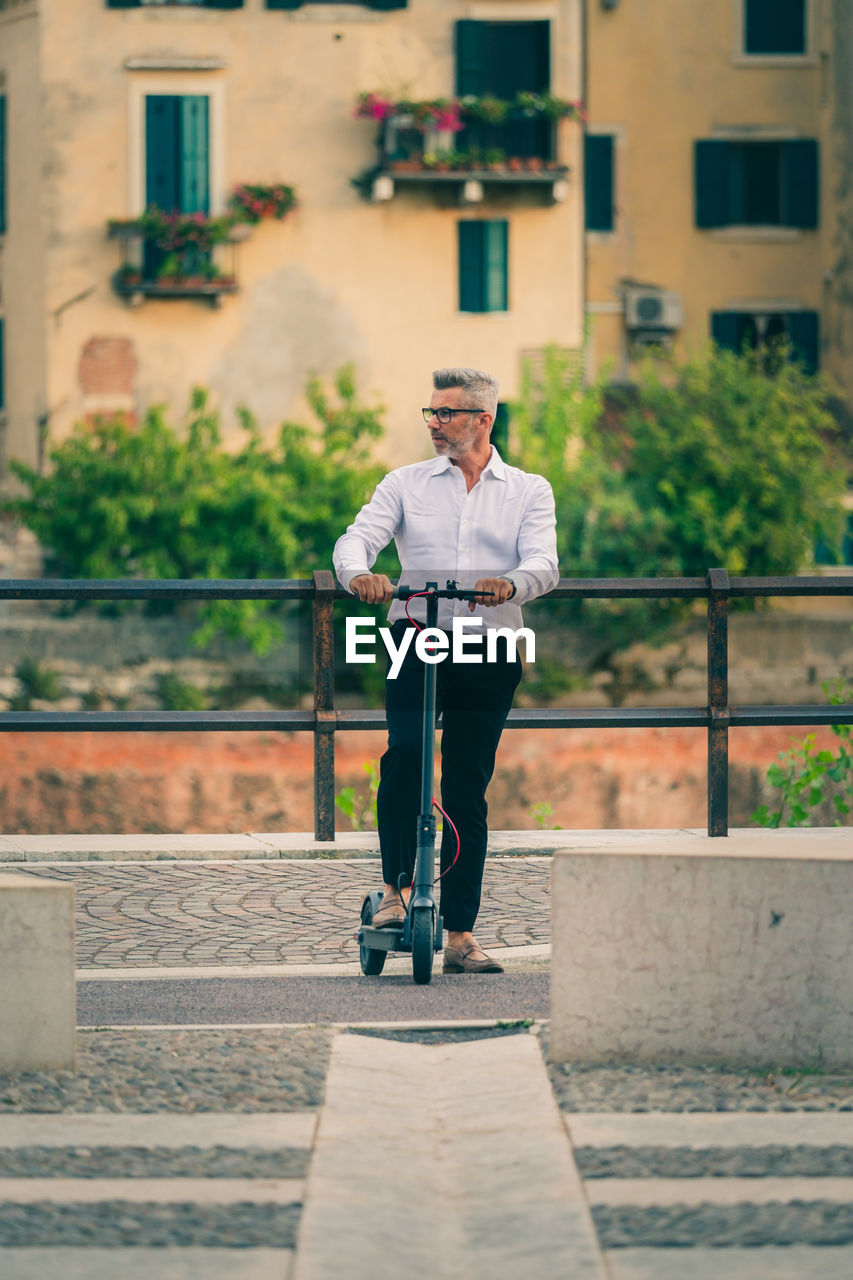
[4,367,387,654]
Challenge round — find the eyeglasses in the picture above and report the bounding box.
[421,407,486,425]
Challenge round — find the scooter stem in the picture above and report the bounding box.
[412,583,439,905]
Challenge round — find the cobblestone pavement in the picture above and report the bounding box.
[17,858,550,969]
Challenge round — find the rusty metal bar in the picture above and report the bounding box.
[706,568,731,837]
[312,570,337,841]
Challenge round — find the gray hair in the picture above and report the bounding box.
[433,367,499,418]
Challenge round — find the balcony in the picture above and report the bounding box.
[354,94,581,206]
[107,188,296,307]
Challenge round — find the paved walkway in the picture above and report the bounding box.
[3,844,853,1276]
[16,857,551,970]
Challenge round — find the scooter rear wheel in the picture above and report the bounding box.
[359,898,387,976]
[411,906,434,985]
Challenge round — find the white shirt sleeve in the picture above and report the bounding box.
[510,475,560,606]
[332,472,403,593]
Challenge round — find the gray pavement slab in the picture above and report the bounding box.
[607,1245,853,1280]
[0,1249,294,1280]
[291,1029,607,1280]
[588,1176,853,1206]
[0,1177,304,1203]
[0,1112,317,1149]
[568,1111,853,1149]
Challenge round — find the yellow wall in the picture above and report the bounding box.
[0,1,46,475]
[1,0,584,478]
[585,0,834,387]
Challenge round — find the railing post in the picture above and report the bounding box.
[312,570,337,841]
[706,567,731,836]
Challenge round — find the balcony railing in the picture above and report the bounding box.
[2,570,852,840]
[108,224,241,306]
[368,113,569,205]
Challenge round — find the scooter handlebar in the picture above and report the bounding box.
[395,581,495,602]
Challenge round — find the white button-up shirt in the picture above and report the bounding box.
[333,447,559,629]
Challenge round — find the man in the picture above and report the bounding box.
[333,367,558,973]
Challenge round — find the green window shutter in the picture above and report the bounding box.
[0,95,6,236]
[585,134,614,231]
[783,139,818,228]
[459,220,507,312]
[455,21,488,95]
[745,0,806,55]
[711,312,743,353]
[484,220,508,311]
[180,96,210,214]
[106,1,141,8]
[146,96,180,209]
[367,1,408,9]
[459,221,485,312]
[695,140,732,228]
[787,311,819,374]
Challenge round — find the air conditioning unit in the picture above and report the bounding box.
[624,288,684,331]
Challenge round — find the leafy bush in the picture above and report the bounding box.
[4,367,386,654]
[508,344,847,654]
[753,678,852,827]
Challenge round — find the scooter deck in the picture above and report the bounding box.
[358,919,444,953]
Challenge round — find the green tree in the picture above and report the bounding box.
[4,366,387,653]
[508,344,847,654]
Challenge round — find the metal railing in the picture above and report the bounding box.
[2,569,852,839]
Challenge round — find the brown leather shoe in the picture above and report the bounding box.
[442,944,504,974]
[372,896,406,929]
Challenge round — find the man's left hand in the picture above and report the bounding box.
[470,577,515,611]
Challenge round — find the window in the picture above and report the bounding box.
[266,1,406,9]
[585,134,614,232]
[107,2,245,10]
[744,0,806,56]
[711,310,819,374]
[695,139,818,229]
[455,20,552,159]
[491,402,509,454]
[144,94,210,276]
[459,220,508,313]
[0,94,5,236]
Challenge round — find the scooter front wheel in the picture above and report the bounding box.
[411,906,434,985]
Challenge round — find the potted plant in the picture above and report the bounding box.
[155,254,182,289]
[483,148,506,172]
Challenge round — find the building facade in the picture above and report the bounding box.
[583,0,851,404]
[0,0,585,480]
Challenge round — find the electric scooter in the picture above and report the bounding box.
[357,580,494,985]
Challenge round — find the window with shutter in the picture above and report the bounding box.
[711,309,819,373]
[144,94,210,277]
[459,220,508,313]
[455,20,551,159]
[584,134,614,232]
[744,0,806,55]
[108,2,246,8]
[696,138,818,229]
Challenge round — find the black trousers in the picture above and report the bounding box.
[376,620,522,933]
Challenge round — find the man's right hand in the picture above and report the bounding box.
[350,573,394,604]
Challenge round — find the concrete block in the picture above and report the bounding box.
[0,873,76,1073]
[551,830,853,1069]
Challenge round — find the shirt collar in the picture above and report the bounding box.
[428,445,507,480]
